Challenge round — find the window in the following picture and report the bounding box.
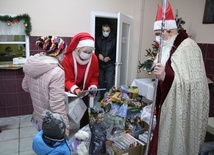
[0,35,29,61]
[0,14,31,62]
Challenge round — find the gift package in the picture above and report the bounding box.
[69,85,154,155]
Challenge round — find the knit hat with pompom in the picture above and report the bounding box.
[35,36,67,57]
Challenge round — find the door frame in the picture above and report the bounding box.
[91,11,132,87]
[91,12,117,38]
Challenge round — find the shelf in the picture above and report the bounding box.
[0,61,23,70]
[0,42,26,44]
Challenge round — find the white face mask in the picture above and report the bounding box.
[79,51,91,60]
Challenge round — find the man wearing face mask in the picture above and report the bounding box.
[148,3,209,155]
[62,32,99,128]
[95,23,116,102]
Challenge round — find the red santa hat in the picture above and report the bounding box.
[66,32,94,54]
[153,2,177,31]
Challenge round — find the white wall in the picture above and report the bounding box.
[0,0,142,85]
[0,0,134,36]
[1,0,214,85]
[139,0,214,78]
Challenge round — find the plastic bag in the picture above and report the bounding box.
[117,103,128,119]
[69,124,91,154]
[108,103,120,116]
[89,122,107,155]
[201,141,214,154]
[140,104,156,129]
[88,108,107,155]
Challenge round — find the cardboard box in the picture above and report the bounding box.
[65,92,87,125]
[106,140,145,155]
[64,92,77,104]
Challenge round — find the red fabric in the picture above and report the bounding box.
[148,31,188,155]
[155,2,175,21]
[76,63,87,89]
[62,53,99,91]
[66,32,94,54]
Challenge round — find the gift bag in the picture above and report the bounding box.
[140,104,156,129]
[66,97,87,125]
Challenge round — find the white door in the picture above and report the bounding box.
[115,12,132,87]
[91,12,132,88]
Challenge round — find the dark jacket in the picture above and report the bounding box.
[95,34,116,68]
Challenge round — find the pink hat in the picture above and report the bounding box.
[66,32,94,54]
[153,2,177,31]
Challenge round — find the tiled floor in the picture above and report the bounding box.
[0,97,100,155]
[0,115,37,155]
[0,109,214,154]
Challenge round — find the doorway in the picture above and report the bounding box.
[94,17,117,40]
[94,17,117,92]
[91,12,132,88]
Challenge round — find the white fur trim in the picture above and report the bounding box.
[77,40,94,48]
[70,85,78,94]
[153,20,177,31]
[88,85,97,90]
[82,57,92,90]
[72,52,78,82]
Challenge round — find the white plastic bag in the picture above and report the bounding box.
[140,104,156,129]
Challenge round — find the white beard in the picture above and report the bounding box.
[160,34,177,67]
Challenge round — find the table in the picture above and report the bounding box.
[207,117,214,135]
[131,78,155,101]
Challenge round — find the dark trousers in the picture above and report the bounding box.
[99,65,115,99]
[80,96,89,128]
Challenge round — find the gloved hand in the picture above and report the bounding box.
[89,87,98,97]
